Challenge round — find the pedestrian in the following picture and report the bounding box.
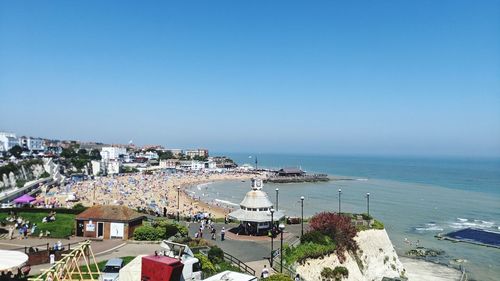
[211,227,216,240]
[224,215,228,224]
[294,273,301,281]
[261,265,269,278]
[221,227,225,241]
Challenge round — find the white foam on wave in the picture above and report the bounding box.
[214,199,239,206]
[196,182,213,190]
[449,218,497,229]
[414,223,444,232]
[356,178,368,181]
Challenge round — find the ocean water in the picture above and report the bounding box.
[189,154,500,281]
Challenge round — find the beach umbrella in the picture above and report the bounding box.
[0,250,28,272]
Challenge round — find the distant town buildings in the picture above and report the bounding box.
[19,136,45,151]
[0,130,231,175]
[0,132,19,152]
[185,149,209,159]
[100,147,127,161]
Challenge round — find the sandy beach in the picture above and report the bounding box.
[45,171,255,218]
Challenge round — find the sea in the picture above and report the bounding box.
[187,153,500,281]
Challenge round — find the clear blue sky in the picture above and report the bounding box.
[1,1,499,157]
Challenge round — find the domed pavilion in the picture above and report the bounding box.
[228,179,284,235]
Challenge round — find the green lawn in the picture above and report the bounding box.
[0,211,76,238]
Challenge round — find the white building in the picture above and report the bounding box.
[91,160,105,176]
[204,159,217,170]
[160,159,179,169]
[185,149,209,159]
[0,132,19,152]
[19,137,44,151]
[107,160,121,175]
[179,160,204,171]
[101,147,127,161]
[229,179,285,235]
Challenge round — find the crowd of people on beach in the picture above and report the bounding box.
[38,170,253,218]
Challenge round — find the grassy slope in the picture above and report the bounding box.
[0,211,75,238]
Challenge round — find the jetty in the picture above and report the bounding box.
[264,167,329,183]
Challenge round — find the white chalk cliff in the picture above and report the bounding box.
[296,229,406,281]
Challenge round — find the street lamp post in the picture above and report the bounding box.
[279,223,285,273]
[366,192,370,217]
[300,196,304,238]
[338,188,342,214]
[177,186,180,222]
[270,208,274,267]
[276,188,279,211]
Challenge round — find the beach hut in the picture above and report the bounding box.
[13,194,35,205]
[75,205,145,239]
[228,179,284,235]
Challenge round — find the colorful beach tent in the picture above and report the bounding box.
[13,194,35,204]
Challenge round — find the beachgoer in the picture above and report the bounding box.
[261,265,269,278]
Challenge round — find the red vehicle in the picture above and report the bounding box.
[141,255,184,281]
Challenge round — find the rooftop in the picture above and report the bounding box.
[76,205,145,222]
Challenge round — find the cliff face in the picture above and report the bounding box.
[0,158,57,190]
[296,229,406,281]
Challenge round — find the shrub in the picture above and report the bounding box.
[40,171,50,178]
[309,212,358,263]
[176,223,189,237]
[164,224,179,238]
[133,225,163,241]
[72,203,87,212]
[263,273,293,281]
[194,253,216,275]
[284,241,336,265]
[361,213,372,220]
[300,230,331,245]
[208,246,224,264]
[372,220,384,230]
[321,266,349,281]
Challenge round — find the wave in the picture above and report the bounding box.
[196,182,213,190]
[414,223,444,232]
[449,218,497,229]
[214,199,239,207]
[356,178,368,181]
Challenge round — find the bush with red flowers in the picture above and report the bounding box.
[309,212,359,263]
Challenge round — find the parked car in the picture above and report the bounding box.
[99,258,124,281]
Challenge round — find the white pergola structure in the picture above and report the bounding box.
[229,179,284,235]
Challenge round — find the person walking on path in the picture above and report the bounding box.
[261,265,270,278]
[211,227,216,240]
[220,227,225,241]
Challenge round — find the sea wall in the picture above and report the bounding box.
[296,229,406,281]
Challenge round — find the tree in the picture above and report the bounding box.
[60,147,77,159]
[8,145,22,158]
[309,212,358,263]
[78,148,88,157]
[90,149,102,160]
[158,150,173,160]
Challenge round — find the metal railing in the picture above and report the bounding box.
[198,247,256,276]
[223,251,256,276]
